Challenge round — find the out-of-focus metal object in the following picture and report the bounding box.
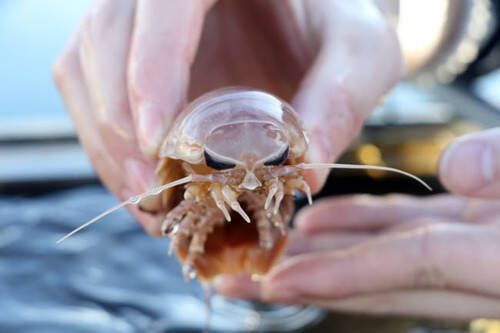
[398,0,495,82]
[339,0,499,181]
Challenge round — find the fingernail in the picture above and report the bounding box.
[137,104,166,155]
[125,159,154,194]
[440,140,495,193]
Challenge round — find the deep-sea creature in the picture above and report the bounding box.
[58,87,431,282]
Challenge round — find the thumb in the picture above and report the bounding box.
[439,128,500,198]
[293,2,402,193]
[293,77,360,193]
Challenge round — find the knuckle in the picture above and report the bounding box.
[85,1,107,37]
[52,57,67,88]
[53,21,87,90]
[79,16,94,53]
[383,193,409,202]
[378,26,403,81]
[411,225,448,288]
[347,194,375,207]
[52,48,78,90]
[86,0,129,43]
[383,193,413,210]
[389,216,441,234]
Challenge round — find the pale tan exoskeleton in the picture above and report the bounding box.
[58,87,431,282]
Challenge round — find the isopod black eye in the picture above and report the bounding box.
[204,151,236,170]
[264,146,289,166]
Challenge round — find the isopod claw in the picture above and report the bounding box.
[183,264,197,280]
[210,188,231,222]
[273,181,285,216]
[221,185,251,223]
[232,203,250,223]
[265,180,278,210]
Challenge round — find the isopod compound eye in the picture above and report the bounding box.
[204,151,236,170]
[264,146,289,166]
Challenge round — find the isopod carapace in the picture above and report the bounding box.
[58,87,431,282]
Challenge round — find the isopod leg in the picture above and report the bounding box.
[270,209,286,235]
[264,179,279,210]
[161,200,196,236]
[168,212,197,255]
[241,191,276,249]
[270,194,294,237]
[210,186,231,222]
[273,180,285,216]
[220,185,250,223]
[255,209,274,249]
[264,178,286,216]
[280,194,295,222]
[182,210,225,280]
[183,218,210,279]
[286,176,312,205]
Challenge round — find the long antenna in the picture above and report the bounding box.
[296,163,432,191]
[57,175,193,243]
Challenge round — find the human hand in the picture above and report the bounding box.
[53,0,402,235]
[216,128,500,320]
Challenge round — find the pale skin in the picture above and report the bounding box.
[53,0,500,320]
[216,128,500,320]
[53,0,401,235]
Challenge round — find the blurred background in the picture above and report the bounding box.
[1,0,500,332]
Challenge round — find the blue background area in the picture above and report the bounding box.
[0,0,90,128]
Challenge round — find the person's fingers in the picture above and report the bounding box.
[285,230,373,256]
[79,0,157,196]
[215,231,374,299]
[215,273,500,320]
[295,194,465,234]
[53,18,156,235]
[54,24,124,196]
[260,223,500,302]
[214,274,261,300]
[215,229,375,298]
[383,216,455,234]
[215,271,500,320]
[294,1,403,192]
[458,198,500,224]
[79,0,136,139]
[439,127,500,198]
[307,290,500,320]
[128,0,217,155]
